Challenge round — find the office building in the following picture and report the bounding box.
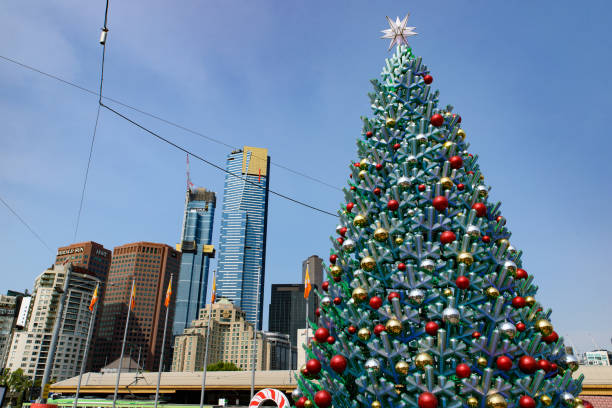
[5,264,99,381]
[268,284,316,349]
[302,255,324,290]
[94,242,180,371]
[0,291,25,369]
[216,146,270,329]
[264,331,294,370]
[172,299,290,371]
[296,328,313,370]
[174,188,216,336]
[585,350,612,366]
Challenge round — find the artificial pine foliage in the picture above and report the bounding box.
[294,44,583,408]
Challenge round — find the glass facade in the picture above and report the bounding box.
[216,147,270,329]
[173,189,216,336]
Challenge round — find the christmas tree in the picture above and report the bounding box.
[292,15,585,408]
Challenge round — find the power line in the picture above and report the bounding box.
[100,102,339,218]
[0,194,52,252]
[0,54,341,192]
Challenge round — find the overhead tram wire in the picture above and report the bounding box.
[100,102,339,218]
[0,194,52,252]
[0,54,341,192]
[73,0,110,243]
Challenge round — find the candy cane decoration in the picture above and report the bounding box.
[249,388,290,408]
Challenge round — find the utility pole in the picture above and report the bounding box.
[200,269,217,408]
[250,267,262,399]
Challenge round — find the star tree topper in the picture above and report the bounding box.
[381,14,417,50]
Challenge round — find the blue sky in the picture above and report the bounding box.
[1,1,611,354]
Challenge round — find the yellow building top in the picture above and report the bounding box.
[242,146,268,177]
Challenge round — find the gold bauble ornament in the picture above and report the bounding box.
[457,129,466,140]
[467,397,479,408]
[575,398,583,404]
[440,177,453,189]
[354,214,368,227]
[373,227,389,242]
[525,296,536,306]
[304,400,313,408]
[394,236,404,245]
[536,319,553,336]
[359,158,369,169]
[360,256,376,272]
[486,394,507,408]
[394,384,405,395]
[443,141,454,149]
[485,286,500,299]
[386,117,396,127]
[357,327,371,341]
[497,238,509,246]
[358,169,368,179]
[575,404,585,408]
[352,287,368,302]
[395,360,409,375]
[477,356,488,367]
[385,318,402,335]
[329,265,342,277]
[414,352,434,370]
[540,395,552,406]
[457,252,474,266]
[371,402,381,408]
[479,175,485,181]
[443,288,453,297]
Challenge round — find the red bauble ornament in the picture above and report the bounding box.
[322,281,329,291]
[471,202,487,217]
[346,202,354,212]
[375,163,383,170]
[542,331,559,344]
[333,297,342,305]
[333,276,341,282]
[393,143,401,150]
[369,296,383,309]
[348,326,357,334]
[516,322,526,332]
[496,215,504,223]
[455,363,471,378]
[512,296,526,309]
[519,396,536,408]
[519,356,537,374]
[387,199,399,211]
[448,156,463,169]
[397,263,406,271]
[374,324,386,336]
[373,187,381,195]
[338,227,347,237]
[418,184,426,192]
[306,358,322,375]
[314,327,329,342]
[472,331,481,339]
[330,355,347,373]
[440,230,456,245]
[537,359,551,372]
[337,237,344,245]
[350,186,356,191]
[315,308,320,317]
[314,390,332,408]
[583,401,594,408]
[296,397,307,408]
[326,336,335,344]
[432,196,449,211]
[329,255,337,264]
[496,355,513,371]
[550,363,558,372]
[353,162,360,167]
[453,114,462,123]
[418,392,438,408]
[455,276,470,290]
[388,291,400,301]
[482,235,491,243]
[423,74,433,84]
[366,131,373,138]
[425,321,439,336]
[516,268,528,279]
[430,114,444,127]
[457,183,465,191]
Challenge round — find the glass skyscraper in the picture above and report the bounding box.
[173,188,216,336]
[216,146,270,329]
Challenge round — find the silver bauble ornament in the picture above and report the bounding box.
[320,296,332,307]
[499,321,517,339]
[415,134,427,145]
[407,209,415,216]
[407,155,418,165]
[397,176,411,188]
[365,358,380,372]
[467,225,481,237]
[342,239,356,252]
[564,354,579,372]
[507,245,517,255]
[408,288,426,305]
[560,392,576,407]
[442,307,460,324]
[420,259,435,272]
[476,185,488,197]
[503,260,517,275]
[336,224,345,234]
[291,389,302,400]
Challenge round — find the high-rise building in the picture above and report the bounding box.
[216,146,270,329]
[94,242,180,371]
[171,299,290,371]
[173,188,216,336]
[302,255,324,290]
[585,350,612,366]
[5,264,98,381]
[0,291,25,369]
[268,284,316,350]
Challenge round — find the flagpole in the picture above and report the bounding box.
[250,267,262,399]
[73,283,99,408]
[155,273,172,408]
[200,269,216,408]
[113,278,135,408]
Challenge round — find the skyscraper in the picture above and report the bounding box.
[173,188,216,336]
[302,255,324,290]
[268,284,316,349]
[216,146,270,329]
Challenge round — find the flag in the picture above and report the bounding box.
[130,282,136,311]
[304,266,311,299]
[211,277,216,304]
[89,284,99,312]
[164,277,172,308]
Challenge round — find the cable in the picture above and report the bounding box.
[0,194,52,252]
[100,102,339,218]
[0,54,341,192]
